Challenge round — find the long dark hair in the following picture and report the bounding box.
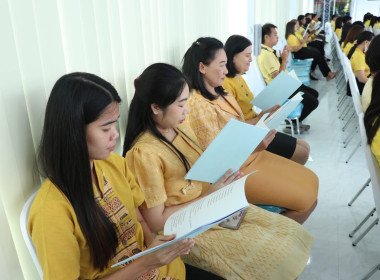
[340,23,352,44]
[364,35,380,144]
[285,21,296,39]
[335,17,343,30]
[182,37,226,101]
[225,35,252,78]
[343,25,364,48]
[123,63,191,171]
[347,31,374,59]
[38,72,121,270]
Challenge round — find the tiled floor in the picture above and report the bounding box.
[294,72,380,279]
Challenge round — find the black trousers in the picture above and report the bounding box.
[346,77,365,96]
[290,84,319,122]
[293,47,331,77]
[308,40,325,56]
[185,264,225,279]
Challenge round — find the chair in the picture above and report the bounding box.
[357,113,380,279]
[348,113,379,248]
[250,56,267,97]
[20,191,43,279]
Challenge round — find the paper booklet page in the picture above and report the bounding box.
[111,174,251,268]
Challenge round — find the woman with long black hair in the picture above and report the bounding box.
[364,35,380,165]
[28,72,198,280]
[347,31,374,94]
[123,62,314,280]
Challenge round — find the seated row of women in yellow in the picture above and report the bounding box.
[29,35,319,280]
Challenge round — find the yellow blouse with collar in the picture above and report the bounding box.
[28,153,185,280]
[126,122,209,208]
[186,90,244,151]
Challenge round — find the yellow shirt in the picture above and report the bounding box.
[223,76,256,120]
[371,126,380,166]
[362,76,373,112]
[350,48,370,79]
[187,90,244,150]
[126,123,209,208]
[331,20,335,30]
[343,42,354,56]
[375,23,380,30]
[257,44,288,85]
[365,20,371,27]
[287,34,301,52]
[28,153,185,280]
[335,28,341,39]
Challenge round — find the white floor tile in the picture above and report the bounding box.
[292,76,380,280]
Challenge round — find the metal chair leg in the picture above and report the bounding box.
[352,217,379,246]
[345,140,361,163]
[361,263,380,280]
[348,178,371,206]
[349,208,376,238]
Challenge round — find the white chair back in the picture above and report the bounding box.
[343,57,363,115]
[358,113,380,220]
[20,192,43,279]
[250,56,267,97]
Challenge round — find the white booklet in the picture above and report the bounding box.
[184,119,268,183]
[111,175,250,267]
[252,71,302,111]
[303,23,310,37]
[256,93,304,130]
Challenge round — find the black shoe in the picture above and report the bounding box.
[310,74,318,80]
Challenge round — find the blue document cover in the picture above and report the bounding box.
[252,71,302,111]
[184,119,268,183]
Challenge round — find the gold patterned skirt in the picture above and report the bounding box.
[181,205,313,280]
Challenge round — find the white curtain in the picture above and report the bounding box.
[0,0,231,279]
[0,0,316,279]
[254,0,314,38]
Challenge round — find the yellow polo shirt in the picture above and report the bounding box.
[350,48,370,78]
[331,20,335,30]
[257,44,286,85]
[365,20,371,27]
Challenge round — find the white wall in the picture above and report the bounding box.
[351,0,380,22]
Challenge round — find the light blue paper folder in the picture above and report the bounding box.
[184,119,268,183]
[252,71,302,111]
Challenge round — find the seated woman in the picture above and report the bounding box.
[342,25,364,56]
[364,39,380,165]
[223,34,312,163]
[335,17,343,40]
[28,72,221,280]
[347,31,374,94]
[181,37,318,224]
[123,63,314,280]
[362,35,380,113]
[286,21,337,81]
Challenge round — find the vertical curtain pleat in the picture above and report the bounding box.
[0,0,233,279]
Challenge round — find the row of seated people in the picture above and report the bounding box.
[28,33,320,279]
[285,14,338,82]
[335,17,374,95]
[333,13,380,41]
